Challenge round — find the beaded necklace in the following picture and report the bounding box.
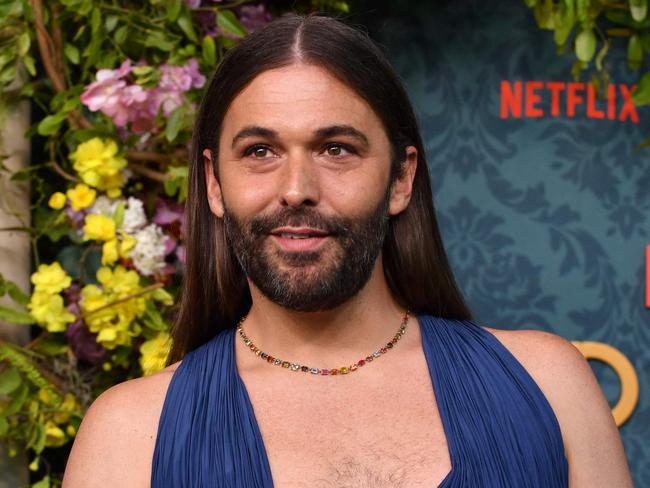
[236,310,410,376]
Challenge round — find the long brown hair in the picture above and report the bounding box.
[166,12,472,365]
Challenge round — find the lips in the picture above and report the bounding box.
[269,227,331,251]
[270,227,330,238]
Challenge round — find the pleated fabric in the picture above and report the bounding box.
[151,313,569,487]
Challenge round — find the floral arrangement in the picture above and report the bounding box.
[0,0,349,486]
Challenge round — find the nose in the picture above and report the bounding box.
[278,151,320,207]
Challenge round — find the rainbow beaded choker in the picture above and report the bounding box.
[236,310,410,376]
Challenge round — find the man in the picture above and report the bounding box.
[63,13,632,487]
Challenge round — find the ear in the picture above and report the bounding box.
[388,145,418,216]
[203,148,225,218]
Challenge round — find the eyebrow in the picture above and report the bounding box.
[231,124,370,150]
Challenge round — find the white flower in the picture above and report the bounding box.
[89,196,119,217]
[122,197,147,233]
[130,224,167,276]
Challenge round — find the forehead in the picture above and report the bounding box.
[220,63,386,140]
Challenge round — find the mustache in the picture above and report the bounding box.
[249,207,352,236]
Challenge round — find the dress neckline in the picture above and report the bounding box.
[230,312,455,487]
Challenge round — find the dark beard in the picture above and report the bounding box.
[222,185,392,312]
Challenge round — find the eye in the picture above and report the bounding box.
[243,145,273,158]
[323,143,354,157]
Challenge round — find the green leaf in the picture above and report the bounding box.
[2,382,28,416]
[0,367,21,395]
[632,70,650,104]
[17,32,30,57]
[202,35,216,66]
[114,25,128,44]
[90,7,101,33]
[165,107,183,143]
[64,44,80,65]
[627,34,643,70]
[575,27,597,62]
[32,474,50,488]
[553,0,576,47]
[0,416,8,436]
[32,335,69,357]
[36,113,66,136]
[177,13,199,43]
[23,55,36,76]
[166,0,182,21]
[0,305,35,325]
[6,281,29,306]
[217,10,247,38]
[631,0,648,22]
[105,15,119,33]
[144,32,175,51]
[113,201,126,228]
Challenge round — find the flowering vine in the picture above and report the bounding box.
[0,0,350,486]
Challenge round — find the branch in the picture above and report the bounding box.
[51,161,81,182]
[127,162,168,183]
[30,0,66,93]
[78,283,165,319]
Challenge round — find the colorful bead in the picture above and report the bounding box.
[237,310,410,377]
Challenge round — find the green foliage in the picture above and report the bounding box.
[0,1,351,485]
[524,0,650,106]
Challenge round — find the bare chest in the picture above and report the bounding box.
[240,368,453,488]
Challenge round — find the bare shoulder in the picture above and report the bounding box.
[481,326,633,487]
[62,360,183,488]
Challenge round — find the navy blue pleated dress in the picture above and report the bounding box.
[151,313,569,487]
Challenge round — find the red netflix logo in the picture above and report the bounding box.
[500,81,639,123]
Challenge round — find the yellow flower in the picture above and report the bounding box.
[31,262,71,294]
[44,420,67,448]
[53,392,80,424]
[80,266,146,349]
[69,138,127,194]
[101,232,137,265]
[48,192,67,209]
[66,183,97,211]
[28,291,76,332]
[83,214,116,242]
[139,332,172,376]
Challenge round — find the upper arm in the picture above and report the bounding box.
[62,375,166,488]
[486,327,634,488]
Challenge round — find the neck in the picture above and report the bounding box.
[239,258,412,368]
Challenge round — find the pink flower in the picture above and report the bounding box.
[81,59,205,134]
[80,60,133,112]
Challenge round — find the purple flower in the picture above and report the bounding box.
[65,319,107,364]
[237,4,272,33]
[153,198,184,226]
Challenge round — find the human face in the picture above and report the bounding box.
[204,63,417,311]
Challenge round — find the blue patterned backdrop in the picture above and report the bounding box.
[358,0,649,484]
